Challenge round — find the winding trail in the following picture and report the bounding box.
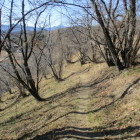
[75,89,91,128]
[60,88,93,140]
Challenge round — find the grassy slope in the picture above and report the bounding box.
[0,62,140,140]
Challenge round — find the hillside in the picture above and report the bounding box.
[0,62,140,140]
[1,25,66,33]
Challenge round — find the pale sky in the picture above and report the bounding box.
[0,0,89,27]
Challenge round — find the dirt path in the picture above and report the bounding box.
[75,89,91,128]
[59,88,93,140]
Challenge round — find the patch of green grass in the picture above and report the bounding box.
[88,112,93,123]
[93,114,103,123]
[124,70,130,77]
[124,67,140,77]
[88,112,103,126]
[87,95,103,125]
[74,98,81,104]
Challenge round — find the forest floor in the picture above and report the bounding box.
[0,62,140,140]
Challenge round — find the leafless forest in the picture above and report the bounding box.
[0,0,140,139]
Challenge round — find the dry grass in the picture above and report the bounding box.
[0,62,140,140]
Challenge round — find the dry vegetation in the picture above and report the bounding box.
[0,1,140,139]
[0,60,140,140]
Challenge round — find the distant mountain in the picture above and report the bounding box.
[1,25,38,32]
[1,24,66,32]
[49,25,66,31]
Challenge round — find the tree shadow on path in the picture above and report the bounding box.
[32,126,140,140]
[18,77,140,140]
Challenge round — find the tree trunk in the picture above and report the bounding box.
[122,0,136,68]
[90,0,124,70]
[105,48,115,66]
[29,88,45,101]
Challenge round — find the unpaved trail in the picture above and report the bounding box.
[60,88,93,140]
[75,89,91,128]
[15,64,140,140]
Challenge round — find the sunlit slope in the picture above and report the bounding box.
[0,62,140,140]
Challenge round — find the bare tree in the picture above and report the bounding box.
[45,29,64,81]
[0,0,5,49]
[90,0,140,70]
[52,0,139,69]
[69,12,101,64]
[0,0,50,101]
